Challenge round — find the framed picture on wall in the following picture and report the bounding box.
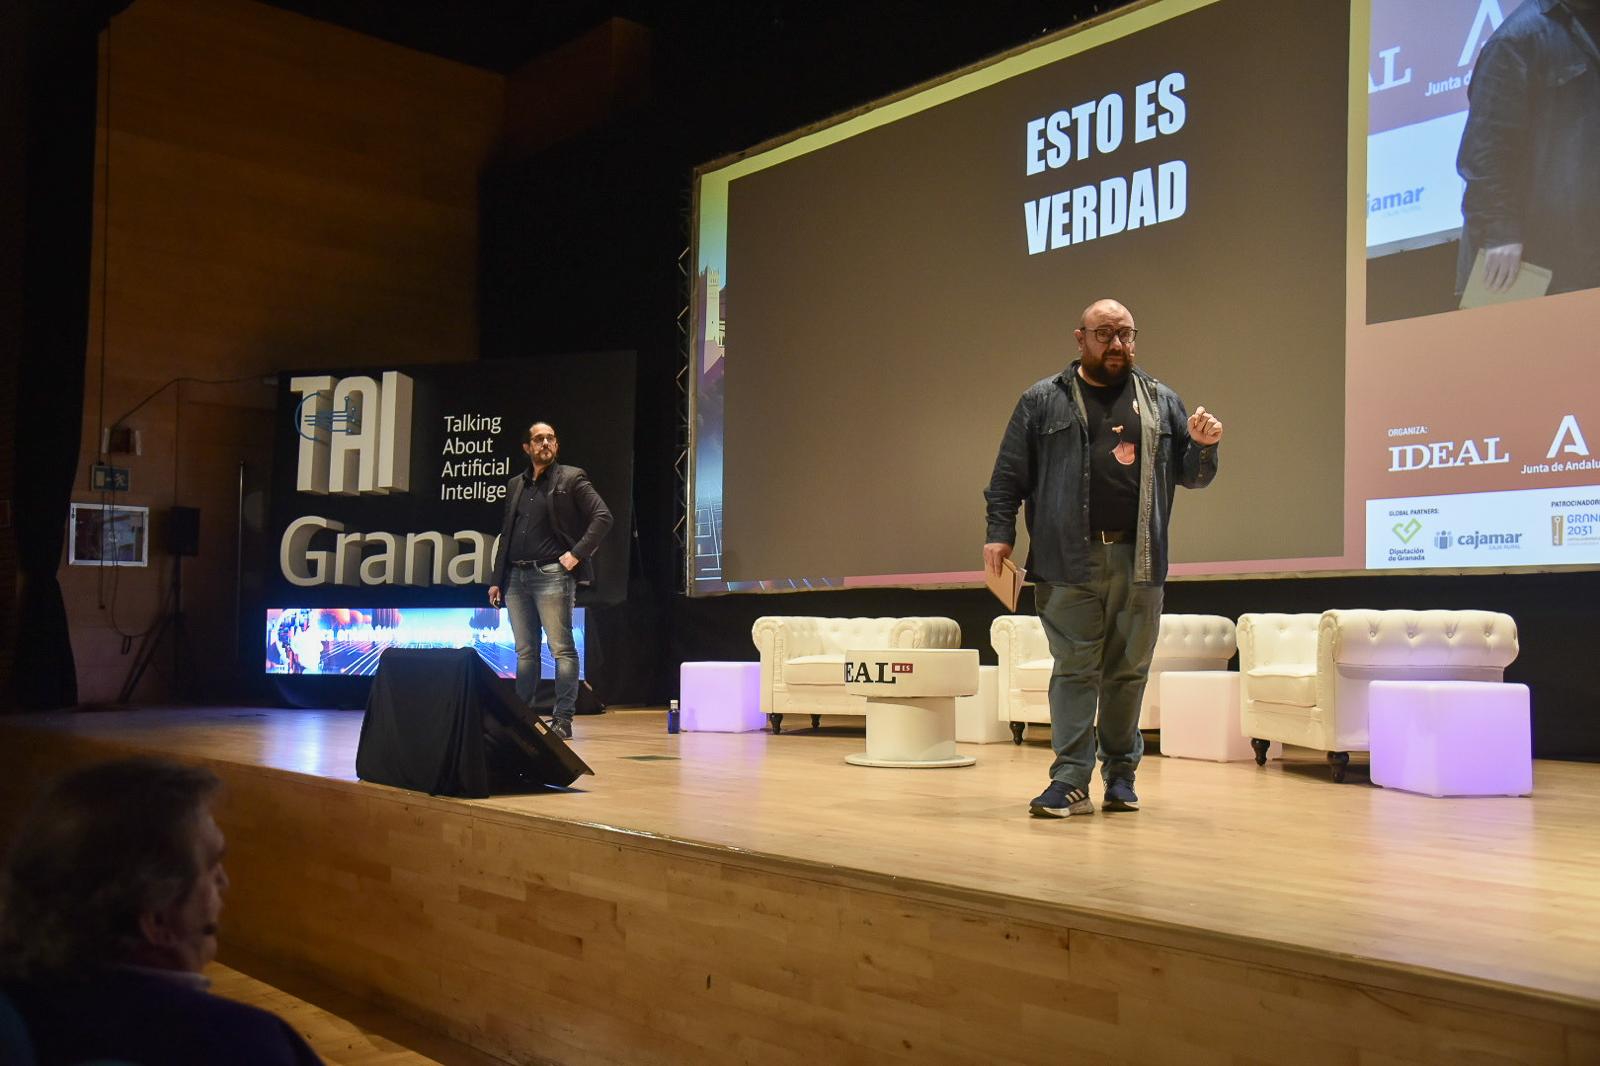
[68,502,149,567]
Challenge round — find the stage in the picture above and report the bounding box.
[2,707,1597,1065]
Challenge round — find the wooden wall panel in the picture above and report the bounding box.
[65,0,504,704]
[503,18,653,157]
[202,771,1600,1066]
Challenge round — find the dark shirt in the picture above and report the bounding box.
[506,466,565,563]
[4,966,323,1066]
[490,463,613,590]
[1456,0,1600,294]
[1079,375,1140,533]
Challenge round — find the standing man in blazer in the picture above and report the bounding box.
[488,422,613,739]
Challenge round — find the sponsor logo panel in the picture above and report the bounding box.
[1366,487,1600,568]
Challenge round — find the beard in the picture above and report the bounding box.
[1084,356,1131,386]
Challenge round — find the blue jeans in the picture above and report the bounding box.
[505,563,578,723]
[1034,541,1162,790]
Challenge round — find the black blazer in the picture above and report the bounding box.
[490,463,614,589]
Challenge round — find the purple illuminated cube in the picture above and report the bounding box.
[679,661,764,732]
[1369,680,1532,797]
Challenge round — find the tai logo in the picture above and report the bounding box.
[1434,530,1452,550]
[289,371,414,496]
[844,661,912,684]
[1393,518,1423,544]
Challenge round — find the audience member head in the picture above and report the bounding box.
[0,757,228,981]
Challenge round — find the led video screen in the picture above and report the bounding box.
[264,606,586,679]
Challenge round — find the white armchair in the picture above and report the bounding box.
[1237,609,1519,781]
[750,616,961,733]
[989,614,1237,743]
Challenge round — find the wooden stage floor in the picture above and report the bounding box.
[3,706,1597,1064]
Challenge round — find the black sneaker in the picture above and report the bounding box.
[1104,778,1139,811]
[551,719,573,740]
[1028,782,1094,818]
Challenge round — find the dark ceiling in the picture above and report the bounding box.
[262,1,1140,76]
[260,0,1143,159]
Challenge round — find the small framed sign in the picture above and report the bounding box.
[91,463,131,491]
[68,502,149,567]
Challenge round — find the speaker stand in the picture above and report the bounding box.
[118,555,199,703]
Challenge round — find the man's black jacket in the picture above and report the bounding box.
[489,464,613,589]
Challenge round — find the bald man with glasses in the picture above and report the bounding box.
[984,299,1222,818]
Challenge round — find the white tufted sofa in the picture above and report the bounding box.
[1237,609,1519,781]
[750,616,961,733]
[989,614,1237,743]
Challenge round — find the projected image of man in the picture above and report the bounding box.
[488,422,612,739]
[984,299,1221,818]
[1456,0,1600,297]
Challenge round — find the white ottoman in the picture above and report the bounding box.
[1160,671,1279,763]
[955,664,1012,744]
[678,661,765,732]
[842,647,979,768]
[1369,680,1532,797]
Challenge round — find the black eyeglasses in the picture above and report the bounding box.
[1085,326,1138,344]
[529,434,557,444]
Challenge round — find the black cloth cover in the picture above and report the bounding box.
[356,647,591,798]
[10,2,130,709]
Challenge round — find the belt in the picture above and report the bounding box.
[511,557,562,568]
[1092,530,1130,544]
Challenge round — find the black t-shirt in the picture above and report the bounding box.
[507,467,566,563]
[1078,374,1140,533]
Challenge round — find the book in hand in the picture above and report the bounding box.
[1459,247,1552,309]
[985,557,1025,611]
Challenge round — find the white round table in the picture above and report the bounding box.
[842,647,979,768]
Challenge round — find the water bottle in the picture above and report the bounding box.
[667,698,680,734]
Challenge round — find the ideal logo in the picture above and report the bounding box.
[1369,0,1504,96]
[1433,530,1452,550]
[1393,518,1423,544]
[1368,46,1412,93]
[289,372,414,496]
[1389,437,1509,472]
[844,661,905,684]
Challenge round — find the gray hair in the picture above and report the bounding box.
[0,757,221,979]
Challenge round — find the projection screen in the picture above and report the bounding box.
[689,0,1600,594]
